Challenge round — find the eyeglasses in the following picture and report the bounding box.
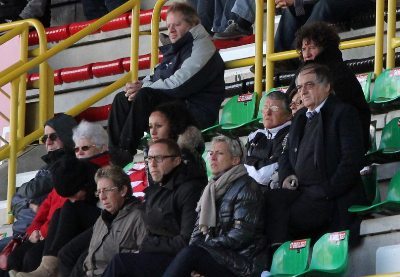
[74,145,96,153]
[295,81,320,93]
[95,187,118,197]
[290,99,303,108]
[145,155,178,163]
[41,133,58,143]
[263,105,280,113]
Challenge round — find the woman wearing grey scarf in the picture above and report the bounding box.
[163,135,267,277]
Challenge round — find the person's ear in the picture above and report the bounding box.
[120,186,128,198]
[232,156,241,166]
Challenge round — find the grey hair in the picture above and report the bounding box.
[296,62,332,89]
[266,90,291,114]
[72,120,108,147]
[211,135,244,163]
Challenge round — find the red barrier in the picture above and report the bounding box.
[92,58,124,78]
[69,19,99,36]
[213,34,255,50]
[75,104,112,122]
[60,64,93,83]
[101,13,130,32]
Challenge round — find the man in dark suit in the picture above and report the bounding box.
[267,63,366,245]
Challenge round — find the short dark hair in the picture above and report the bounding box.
[266,90,291,114]
[295,22,340,56]
[148,138,182,157]
[95,165,132,196]
[296,62,333,87]
[167,2,200,26]
[151,101,198,141]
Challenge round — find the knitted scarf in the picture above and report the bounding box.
[196,164,247,235]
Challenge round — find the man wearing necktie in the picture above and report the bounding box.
[266,63,367,246]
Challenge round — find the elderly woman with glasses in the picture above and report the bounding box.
[11,122,112,277]
[163,135,266,277]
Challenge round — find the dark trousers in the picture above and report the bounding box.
[265,188,333,243]
[44,201,100,256]
[7,240,45,272]
[58,228,93,277]
[108,88,179,155]
[163,245,235,277]
[274,0,369,52]
[81,0,126,20]
[102,252,175,277]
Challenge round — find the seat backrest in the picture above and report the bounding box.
[386,170,400,202]
[201,151,212,180]
[361,166,381,204]
[220,92,256,125]
[308,231,349,274]
[270,239,311,275]
[356,72,373,102]
[371,68,400,103]
[378,117,400,152]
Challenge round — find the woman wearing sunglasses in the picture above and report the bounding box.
[9,121,111,277]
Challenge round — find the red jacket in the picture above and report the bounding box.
[26,189,67,238]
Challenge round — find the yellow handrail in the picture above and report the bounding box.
[386,0,397,69]
[263,1,385,91]
[151,0,168,69]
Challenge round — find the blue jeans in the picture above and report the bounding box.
[274,0,370,51]
[162,245,235,277]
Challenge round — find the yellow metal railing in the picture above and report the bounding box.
[264,0,385,91]
[386,0,400,69]
[0,0,141,223]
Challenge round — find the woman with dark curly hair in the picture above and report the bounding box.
[287,21,371,153]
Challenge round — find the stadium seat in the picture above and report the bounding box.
[370,68,400,111]
[348,170,400,215]
[295,231,349,277]
[201,151,212,180]
[348,166,381,214]
[269,239,311,276]
[202,92,258,138]
[366,117,400,164]
[356,72,373,102]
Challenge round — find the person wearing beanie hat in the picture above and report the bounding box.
[9,156,101,277]
[9,114,77,246]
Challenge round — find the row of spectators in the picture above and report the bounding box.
[0,2,374,277]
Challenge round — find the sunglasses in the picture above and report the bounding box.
[41,133,58,143]
[74,145,96,153]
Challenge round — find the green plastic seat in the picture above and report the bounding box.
[202,92,258,137]
[201,151,212,180]
[348,166,381,214]
[370,68,400,104]
[348,170,400,214]
[294,231,349,277]
[366,117,400,164]
[356,72,372,102]
[270,239,311,276]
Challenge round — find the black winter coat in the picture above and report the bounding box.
[287,46,371,153]
[191,174,266,277]
[140,163,205,255]
[279,95,367,239]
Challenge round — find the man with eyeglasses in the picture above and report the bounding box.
[102,138,205,276]
[266,63,366,246]
[9,113,76,241]
[245,90,292,190]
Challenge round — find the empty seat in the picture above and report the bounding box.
[370,68,400,111]
[297,231,349,277]
[202,92,258,138]
[348,170,400,215]
[269,239,311,276]
[366,117,400,164]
